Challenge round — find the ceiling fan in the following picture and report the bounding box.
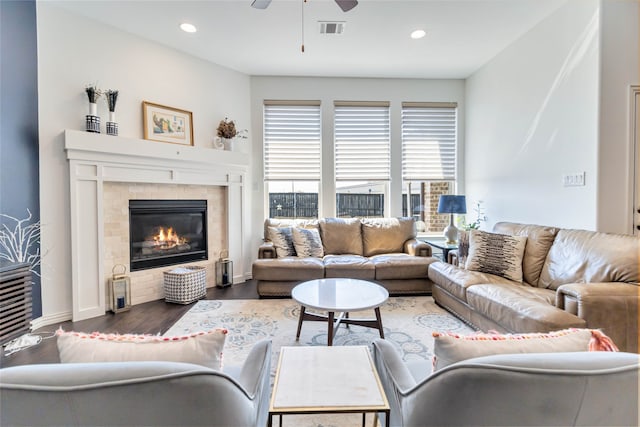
[251,0,358,12]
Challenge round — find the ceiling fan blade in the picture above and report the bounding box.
[335,0,358,12]
[251,0,272,9]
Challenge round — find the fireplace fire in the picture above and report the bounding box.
[129,200,207,271]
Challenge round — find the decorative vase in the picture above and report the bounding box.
[106,111,118,136]
[86,102,100,133]
[221,137,234,151]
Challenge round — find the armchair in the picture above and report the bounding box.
[0,340,272,427]
[372,339,639,427]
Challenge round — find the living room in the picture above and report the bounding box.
[2,0,636,329]
[1,0,639,424]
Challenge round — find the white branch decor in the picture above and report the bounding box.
[0,209,41,276]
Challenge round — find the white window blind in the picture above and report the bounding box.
[402,103,457,181]
[334,102,390,181]
[263,102,321,181]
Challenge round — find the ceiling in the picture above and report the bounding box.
[52,0,566,79]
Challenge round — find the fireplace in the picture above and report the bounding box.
[129,200,208,271]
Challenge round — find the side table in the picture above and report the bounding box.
[421,239,458,264]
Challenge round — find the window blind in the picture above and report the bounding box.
[402,103,457,181]
[263,102,321,181]
[334,103,390,181]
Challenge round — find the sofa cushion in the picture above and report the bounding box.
[323,255,375,279]
[432,328,615,371]
[292,227,324,258]
[492,222,559,286]
[268,227,296,258]
[56,328,227,370]
[466,283,586,332]
[466,230,527,282]
[538,229,640,290]
[361,217,415,256]
[371,254,436,280]
[319,218,363,255]
[252,257,325,281]
[428,261,517,303]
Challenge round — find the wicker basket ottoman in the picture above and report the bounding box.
[163,266,206,304]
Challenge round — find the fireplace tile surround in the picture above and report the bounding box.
[65,130,248,321]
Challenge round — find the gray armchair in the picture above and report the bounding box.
[372,339,639,427]
[0,339,272,427]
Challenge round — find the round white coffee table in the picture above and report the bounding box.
[291,278,389,346]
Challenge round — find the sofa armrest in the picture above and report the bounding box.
[556,282,639,352]
[405,239,432,257]
[258,242,276,259]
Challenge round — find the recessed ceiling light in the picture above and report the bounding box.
[180,23,197,33]
[410,29,426,39]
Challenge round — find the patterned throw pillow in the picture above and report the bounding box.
[56,328,227,370]
[292,227,324,258]
[432,328,618,371]
[465,229,527,282]
[268,226,297,258]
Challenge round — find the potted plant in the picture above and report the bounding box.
[216,117,247,150]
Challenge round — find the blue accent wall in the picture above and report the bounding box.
[1,0,41,317]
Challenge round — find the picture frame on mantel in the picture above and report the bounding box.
[142,101,194,146]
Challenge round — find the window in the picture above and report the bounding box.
[263,101,321,219]
[401,102,458,232]
[334,102,390,217]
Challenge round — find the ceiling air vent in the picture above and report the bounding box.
[319,21,345,35]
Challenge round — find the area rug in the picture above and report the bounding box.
[165,296,474,427]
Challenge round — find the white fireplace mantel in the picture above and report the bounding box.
[65,129,248,321]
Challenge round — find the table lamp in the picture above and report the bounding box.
[437,195,467,244]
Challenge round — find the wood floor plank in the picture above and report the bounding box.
[0,280,260,368]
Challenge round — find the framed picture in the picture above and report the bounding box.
[142,101,194,146]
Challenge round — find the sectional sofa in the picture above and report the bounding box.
[252,217,437,297]
[428,222,639,352]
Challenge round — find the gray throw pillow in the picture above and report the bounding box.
[292,227,324,258]
[268,226,297,258]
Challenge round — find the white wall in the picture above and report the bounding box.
[465,0,600,230]
[597,0,640,234]
[36,3,251,324]
[249,77,465,252]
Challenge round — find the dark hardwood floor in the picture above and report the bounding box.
[1,280,260,369]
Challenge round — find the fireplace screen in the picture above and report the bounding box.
[129,200,207,271]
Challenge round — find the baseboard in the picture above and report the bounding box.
[30,311,72,331]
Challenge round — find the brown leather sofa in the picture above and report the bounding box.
[253,217,437,297]
[428,222,639,352]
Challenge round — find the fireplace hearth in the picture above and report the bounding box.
[129,200,208,271]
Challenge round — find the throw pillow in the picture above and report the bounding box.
[268,226,297,258]
[56,328,227,370]
[432,328,618,371]
[292,227,324,258]
[456,230,469,267]
[465,229,527,282]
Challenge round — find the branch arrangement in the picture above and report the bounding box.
[0,209,42,277]
[217,117,248,139]
[85,85,103,104]
[106,90,119,112]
